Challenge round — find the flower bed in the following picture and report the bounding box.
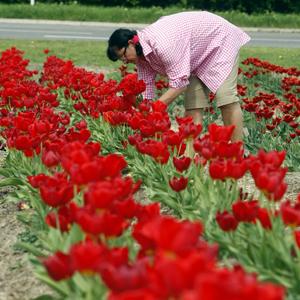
[0,47,299,299]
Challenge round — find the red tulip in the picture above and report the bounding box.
[169,176,188,192]
[216,211,239,231]
[42,150,60,167]
[75,208,129,237]
[43,252,73,281]
[45,205,74,232]
[257,207,272,229]
[132,215,203,256]
[208,123,235,142]
[152,100,167,112]
[280,201,300,227]
[39,174,74,207]
[232,200,259,223]
[173,156,191,172]
[294,231,300,248]
[69,240,105,274]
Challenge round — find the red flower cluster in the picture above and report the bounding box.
[0,47,37,84]
[217,199,272,231]
[249,150,287,201]
[242,57,300,77]
[40,56,148,118]
[27,135,144,238]
[280,194,300,227]
[194,124,248,180]
[0,48,287,300]
[118,73,146,97]
[34,172,74,207]
[240,58,300,141]
[43,215,284,300]
[127,100,171,136]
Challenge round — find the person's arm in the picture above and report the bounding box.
[159,86,187,106]
[158,40,191,105]
[137,60,156,100]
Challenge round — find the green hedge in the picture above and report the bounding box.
[2,0,300,13]
[186,0,300,14]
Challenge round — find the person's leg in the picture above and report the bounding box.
[184,76,209,125]
[220,102,243,141]
[215,54,243,142]
[184,76,209,157]
[185,108,204,124]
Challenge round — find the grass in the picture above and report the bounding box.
[0,40,299,71]
[0,4,300,28]
[0,40,111,68]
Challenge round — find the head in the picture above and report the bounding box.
[107,29,143,64]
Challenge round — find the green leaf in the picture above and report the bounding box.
[0,177,24,187]
[32,295,56,300]
[64,224,84,250]
[72,273,91,292]
[0,168,12,177]
[15,241,47,257]
[35,272,69,296]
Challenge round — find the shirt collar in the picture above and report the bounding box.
[137,31,153,57]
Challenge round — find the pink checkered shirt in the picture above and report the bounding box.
[136,11,250,99]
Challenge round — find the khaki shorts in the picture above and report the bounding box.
[184,54,240,109]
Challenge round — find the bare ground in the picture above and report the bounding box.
[0,196,52,300]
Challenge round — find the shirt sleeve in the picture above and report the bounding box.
[158,37,191,89]
[137,60,156,100]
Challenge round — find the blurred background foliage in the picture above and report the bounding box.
[2,0,300,14]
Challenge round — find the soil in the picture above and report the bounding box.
[0,197,52,300]
[0,150,52,300]
[0,152,299,300]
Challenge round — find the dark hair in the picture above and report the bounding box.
[106,29,143,61]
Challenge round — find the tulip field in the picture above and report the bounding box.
[0,47,300,300]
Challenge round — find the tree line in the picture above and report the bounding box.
[4,0,300,14]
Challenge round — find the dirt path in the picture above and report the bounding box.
[0,198,51,300]
[0,148,51,300]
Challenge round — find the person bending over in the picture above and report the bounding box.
[107,11,250,141]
